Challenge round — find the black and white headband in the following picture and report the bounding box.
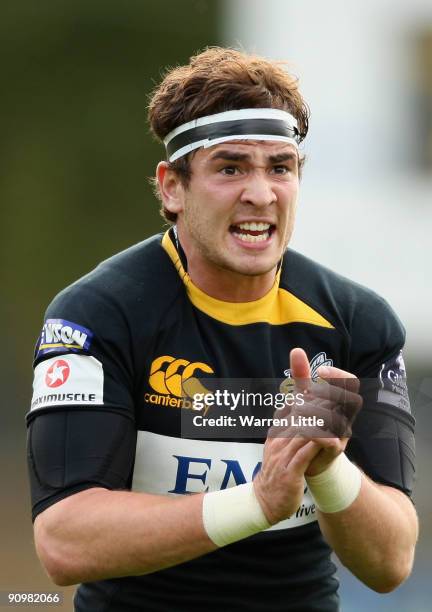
[163,108,301,162]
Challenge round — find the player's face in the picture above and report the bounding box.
[164,140,300,282]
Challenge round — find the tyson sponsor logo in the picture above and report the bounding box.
[35,319,93,358]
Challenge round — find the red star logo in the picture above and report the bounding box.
[45,359,70,388]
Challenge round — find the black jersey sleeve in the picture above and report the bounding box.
[27,410,137,521]
[29,277,136,419]
[345,292,415,496]
[27,276,137,520]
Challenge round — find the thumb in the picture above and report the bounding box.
[290,347,311,381]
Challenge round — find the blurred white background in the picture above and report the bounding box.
[223,0,432,366]
[223,3,431,610]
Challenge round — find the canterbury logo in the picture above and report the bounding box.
[149,356,214,397]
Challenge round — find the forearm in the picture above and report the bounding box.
[34,488,216,585]
[35,438,319,586]
[317,475,418,592]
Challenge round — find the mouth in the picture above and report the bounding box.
[229,221,276,244]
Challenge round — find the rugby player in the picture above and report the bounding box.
[27,47,418,611]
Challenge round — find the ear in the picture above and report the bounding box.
[156,162,185,215]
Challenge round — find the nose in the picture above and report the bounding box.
[239,171,276,207]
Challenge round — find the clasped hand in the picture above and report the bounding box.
[253,348,362,524]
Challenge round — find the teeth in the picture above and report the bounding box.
[233,231,270,243]
[238,222,270,231]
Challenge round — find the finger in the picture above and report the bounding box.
[290,348,311,378]
[293,383,361,434]
[306,381,362,421]
[270,397,352,439]
[309,379,347,402]
[272,396,294,419]
[288,441,322,475]
[302,409,355,438]
[263,436,310,473]
[317,366,360,393]
[290,348,311,392]
[266,429,310,453]
[290,401,349,438]
[277,436,312,466]
[307,437,345,452]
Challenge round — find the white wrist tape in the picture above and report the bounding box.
[202,482,271,547]
[305,453,362,513]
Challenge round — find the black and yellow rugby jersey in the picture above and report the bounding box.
[27,229,415,612]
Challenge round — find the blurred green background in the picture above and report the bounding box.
[0,1,219,607]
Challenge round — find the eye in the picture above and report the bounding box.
[220,165,241,176]
[272,165,290,175]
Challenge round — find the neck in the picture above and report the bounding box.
[175,228,277,302]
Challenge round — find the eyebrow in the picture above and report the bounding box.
[208,150,298,164]
[268,152,298,164]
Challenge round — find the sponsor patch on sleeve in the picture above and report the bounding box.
[31,354,104,411]
[35,318,94,359]
[377,350,410,412]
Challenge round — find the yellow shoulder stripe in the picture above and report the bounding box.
[162,231,334,328]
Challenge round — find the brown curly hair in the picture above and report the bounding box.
[148,47,310,223]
